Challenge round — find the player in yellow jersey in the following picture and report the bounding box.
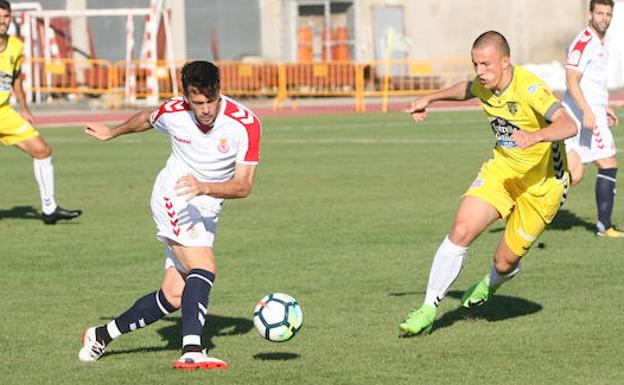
[0,0,80,224]
[399,31,577,335]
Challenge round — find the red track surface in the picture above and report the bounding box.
[30,94,624,128]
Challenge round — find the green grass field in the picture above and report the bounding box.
[1,110,622,385]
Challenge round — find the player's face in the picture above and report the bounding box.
[185,86,221,127]
[471,45,510,92]
[0,9,11,36]
[589,4,613,36]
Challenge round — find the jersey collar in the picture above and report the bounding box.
[493,65,515,98]
[586,26,604,44]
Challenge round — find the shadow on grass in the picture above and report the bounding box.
[253,352,300,361]
[102,313,254,357]
[388,291,422,297]
[400,290,542,337]
[0,205,39,220]
[548,209,595,232]
[489,209,594,234]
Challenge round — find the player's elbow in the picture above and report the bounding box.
[554,110,577,140]
[562,115,577,139]
[235,182,254,198]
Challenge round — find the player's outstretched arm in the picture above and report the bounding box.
[405,81,473,122]
[511,107,577,149]
[175,163,257,201]
[84,110,152,141]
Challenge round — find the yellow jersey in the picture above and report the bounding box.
[470,66,567,184]
[0,36,24,108]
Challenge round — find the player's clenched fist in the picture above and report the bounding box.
[175,174,207,201]
[511,129,541,149]
[405,97,430,122]
[84,122,115,141]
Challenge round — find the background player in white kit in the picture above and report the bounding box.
[563,0,623,237]
[78,61,262,370]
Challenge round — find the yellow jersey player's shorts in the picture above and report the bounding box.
[0,106,39,145]
[464,158,568,256]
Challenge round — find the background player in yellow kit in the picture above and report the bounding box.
[399,31,577,335]
[0,0,81,224]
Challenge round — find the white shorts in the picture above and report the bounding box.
[564,104,617,163]
[150,169,221,248]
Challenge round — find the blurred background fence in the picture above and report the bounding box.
[21,57,473,111]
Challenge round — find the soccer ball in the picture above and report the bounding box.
[253,293,303,342]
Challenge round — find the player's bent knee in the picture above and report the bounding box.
[448,222,476,247]
[596,157,618,169]
[494,261,513,275]
[31,142,52,159]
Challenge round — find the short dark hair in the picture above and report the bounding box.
[472,30,510,57]
[590,0,614,11]
[0,0,11,12]
[181,60,220,99]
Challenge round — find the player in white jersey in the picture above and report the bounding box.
[563,0,623,237]
[78,61,262,370]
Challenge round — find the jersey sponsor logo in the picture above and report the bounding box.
[490,116,520,148]
[506,102,518,115]
[217,138,230,153]
[0,71,12,92]
[527,84,540,94]
[173,135,191,144]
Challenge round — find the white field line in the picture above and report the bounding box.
[266,119,485,132]
[266,138,492,145]
[47,136,623,152]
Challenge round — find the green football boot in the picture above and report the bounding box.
[460,276,496,308]
[399,304,436,335]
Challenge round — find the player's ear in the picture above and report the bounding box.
[501,54,511,69]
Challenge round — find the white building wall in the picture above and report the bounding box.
[258,0,619,65]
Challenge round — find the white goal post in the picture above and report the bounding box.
[10,0,176,105]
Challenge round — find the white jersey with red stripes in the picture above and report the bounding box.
[562,27,609,110]
[150,95,261,183]
[148,95,261,247]
[562,27,615,163]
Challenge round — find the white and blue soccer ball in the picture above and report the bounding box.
[253,293,303,342]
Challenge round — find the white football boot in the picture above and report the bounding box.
[173,349,228,370]
[78,327,107,362]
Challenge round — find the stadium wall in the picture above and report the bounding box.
[259,0,624,65]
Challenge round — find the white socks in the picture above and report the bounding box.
[424,235,468,307]
[485,262,521,289]
[33,156,57,214]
